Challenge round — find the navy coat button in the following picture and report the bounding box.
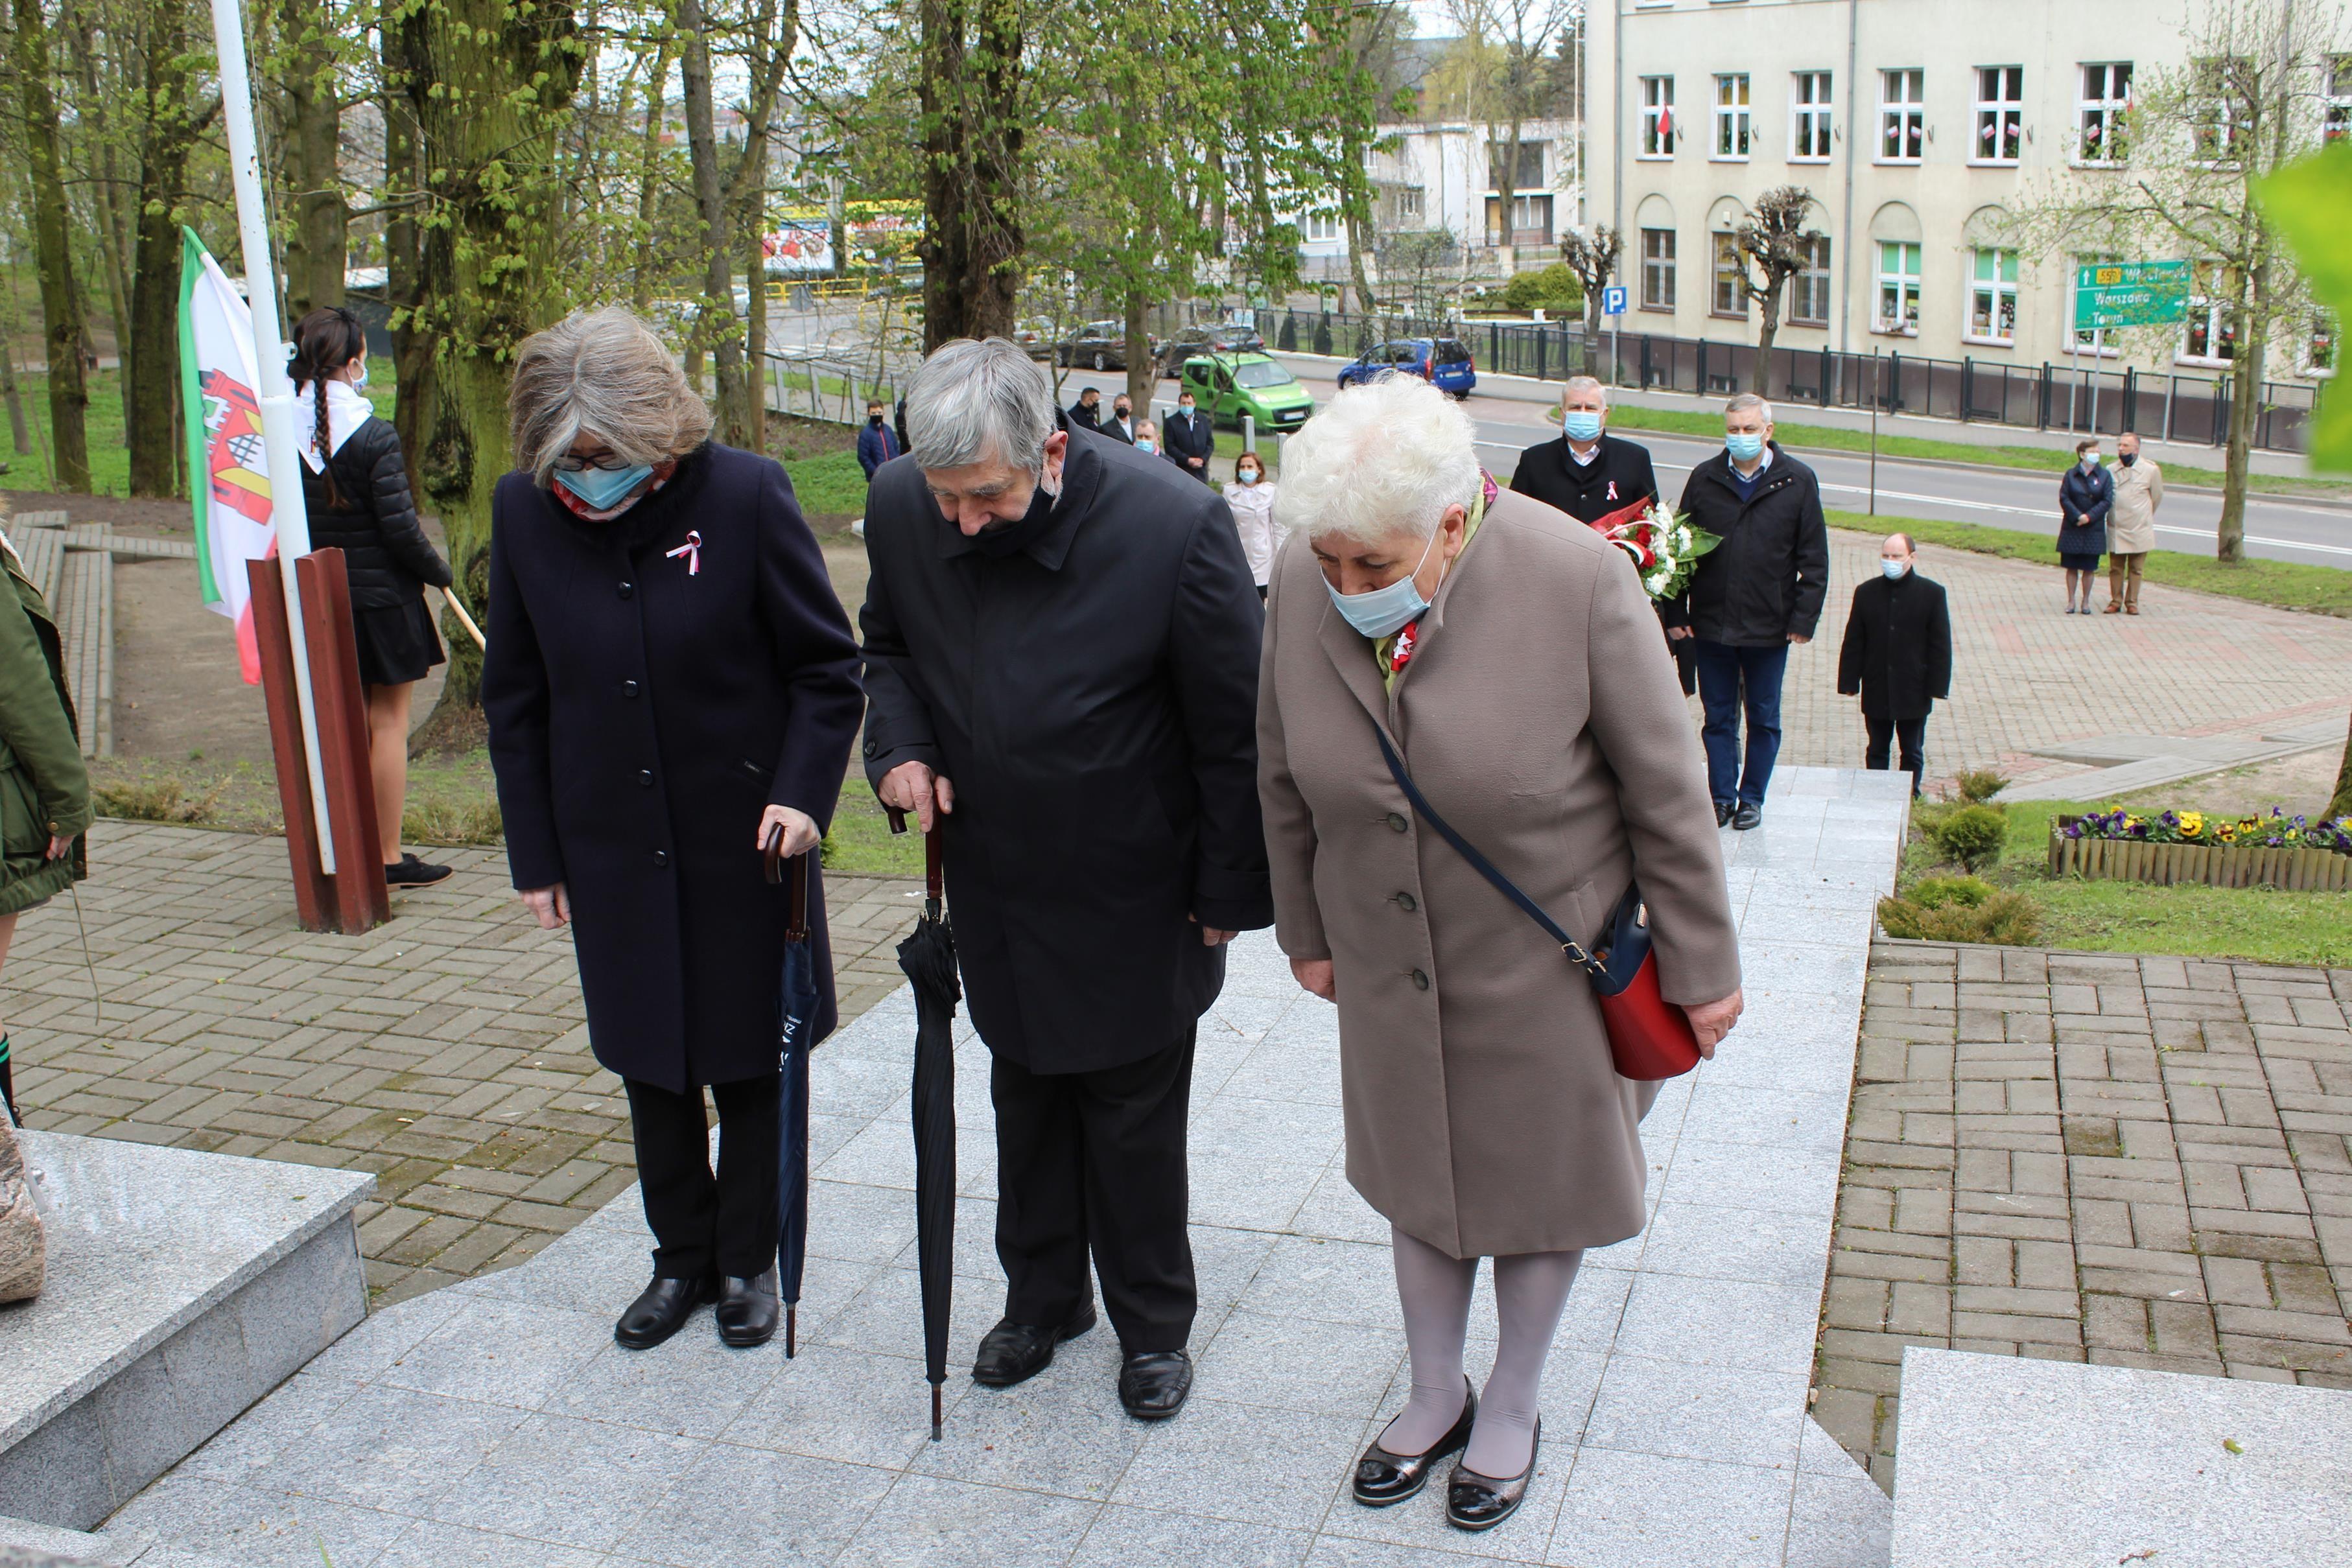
[638,769,654,788]
[1411,968,1429,990]
[652,849,669,867]
[862,739,877,758]
[1397,892,1418,913]
[1387,812,1408,833]
[622,679,641,697]
[618,581,634,599]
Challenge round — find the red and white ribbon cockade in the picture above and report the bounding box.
[666,530,703,576]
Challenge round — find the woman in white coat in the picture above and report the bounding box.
[1225,450,1278,600]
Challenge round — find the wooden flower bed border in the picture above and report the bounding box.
[2048,819,2351,891]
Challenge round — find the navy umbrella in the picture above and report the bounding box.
[765,826,819,1357]
[889,811,959,1439]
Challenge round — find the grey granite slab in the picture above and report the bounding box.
[1891,1348,2352,1568]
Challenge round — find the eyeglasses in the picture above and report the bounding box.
[551,453,637,474]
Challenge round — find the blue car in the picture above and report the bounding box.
[1335,336,1478,399]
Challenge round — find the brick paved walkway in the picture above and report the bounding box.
[1777,533,2352,793]
[1815,940,2352,1492]
[3,821,928,1305]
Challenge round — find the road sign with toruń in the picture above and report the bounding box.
[2075,261,2191,329]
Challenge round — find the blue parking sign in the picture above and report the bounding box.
[1602,285,1628,317]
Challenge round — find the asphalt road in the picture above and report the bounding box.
[760,310,2348,569]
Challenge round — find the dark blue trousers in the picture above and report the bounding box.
[1694,639,1789,809]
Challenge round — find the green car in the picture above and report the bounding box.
[1179,352,1315,434]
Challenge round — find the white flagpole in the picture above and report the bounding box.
[206,0,336,874]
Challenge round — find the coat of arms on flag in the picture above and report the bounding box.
[178,226,279,684]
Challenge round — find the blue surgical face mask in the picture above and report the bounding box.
[349,361,369,391]
[1563,411,1603,442]
[554,462,654,510]
[1237,469,1261,485]
[1881,558,1910,579]
[1326,528,1441,640]
[1138,439,1157,454]
[1726,432,1766,463]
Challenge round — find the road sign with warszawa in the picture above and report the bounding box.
[2075,261,2191,329]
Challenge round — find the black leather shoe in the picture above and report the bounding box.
[1446,1418,1540,1532]
[615,1274,713,1350]
[1732,803,1763,831]
[715,1268,781,1348]
[1714,801,1734,827]
[1118,1350,1193,1420]
[972,1302,1097,1388]
[1353,1380,1476,1507]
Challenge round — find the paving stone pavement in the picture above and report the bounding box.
[1815,940,2352,1493]
[84,767,1910,1567]
[1774,533,2352,793]
[2,821,934,1305]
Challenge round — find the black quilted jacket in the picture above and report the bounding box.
[299,416,453,608]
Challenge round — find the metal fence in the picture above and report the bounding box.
[1265,308,2318,454]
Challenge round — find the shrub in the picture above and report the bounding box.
[1500,262,1584,317]
[1312,317,1334,355]
[1927,803,2009,871]
[95,777,222,824]
[1954,768,2010,804]
[1879,878,2042,945]
[1277,315,1298,351]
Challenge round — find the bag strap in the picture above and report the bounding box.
[1374,727,1603,979]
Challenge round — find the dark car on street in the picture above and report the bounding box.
[1055,320,1144,371]
[1335,336,1479,398]
[1155,322,1267,379]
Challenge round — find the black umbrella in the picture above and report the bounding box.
[765,827,819,1357]
[890,809,959,1440]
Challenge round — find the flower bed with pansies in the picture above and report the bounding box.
[2049,808,2352,891]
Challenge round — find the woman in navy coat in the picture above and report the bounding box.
[484,307,864,1352]
[2056,438,2114,614]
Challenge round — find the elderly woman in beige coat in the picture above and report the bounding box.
[1258,375,1744,1532]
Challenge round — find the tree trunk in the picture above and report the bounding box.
[677,0,744,441]
[381,43,432,508]
[1,339,29,456]
[2216,261,2262,564]
[1123,290,1152,414]
[917,0,1024,349]
[11,0,90,491]
[630,33,675,312]
[737,135,771,449]
[68,14,138,450]
[126,0,201,498]
[281,0,347,317]
[404,0,583,723]
[1752,279,1783,399]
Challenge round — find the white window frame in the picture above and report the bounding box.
[2177,261,2237,366]
[2064,253,2122,357]
[1791,235,1832,325]
[1874,240,1921,335]
[2303,311,2338,377]
[1711,231,1748,318]
[1640,227,1677,310]
[1973,66,2023,165]
[1301,212,1343,244]
[1640,76,1678,159]
[2326,55,2351,144]
[2191,56,2253,167]
[1879,69,1925,164]
[1965,247,2017,345]
[1791,71,1834,162]
[2076,62,2133,165]
[1713,73,1752,160]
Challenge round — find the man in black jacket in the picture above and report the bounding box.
[1100,394,1138,444]
[1675,395,1831,830]
[1837,533,1951,796]
[1162,388,1216,482]
[861,338,1271,1423]
[1068,386,1102,432]
[1510,377,1692,692]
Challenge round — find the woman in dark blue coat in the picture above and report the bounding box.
[483,307,864,1353]
[2057,438,2113,614]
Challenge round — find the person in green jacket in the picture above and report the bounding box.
[0,513,93,1123]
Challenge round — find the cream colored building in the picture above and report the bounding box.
[1584,0,2331,381]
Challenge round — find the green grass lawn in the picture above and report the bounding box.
[1898,796,2351,967]
[1829,510,2352,619]
[1593,401,2350,500]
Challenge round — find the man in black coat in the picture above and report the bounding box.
[1509,376,1693,692]
[1837,533,1951,796]
[1162,388,1216,482]
[1099,393,1138,444]
[856,399,900,478]
[860,338,1272,1422]
[1067,386,1101,432]
[1674,395,1831,830]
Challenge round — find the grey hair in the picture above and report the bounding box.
[509,306,713,485]
[1726,392,1774,423]
[904,338,1055,474]
[1274,373,1480,542]
[1562,376,1608,404]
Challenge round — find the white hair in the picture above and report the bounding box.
[1562,375,1608,404]
[1726,392,1774,423]
[1275,374,1480,542]
[905,338,1055,474]
[509,306,714,485]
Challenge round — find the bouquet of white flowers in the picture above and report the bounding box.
[1587,498,1722,603]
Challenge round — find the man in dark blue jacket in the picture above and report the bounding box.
[1162,389,1216,482]
[857,399,900,478]
[1674,394,1831,830]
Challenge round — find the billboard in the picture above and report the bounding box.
[765,221,836,277]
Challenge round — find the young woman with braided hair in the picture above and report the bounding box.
[289,306,456,887]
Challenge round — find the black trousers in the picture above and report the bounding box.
[1865,713,1929,795]
[625,1071,781,1280]
[991,1029,1197,1353]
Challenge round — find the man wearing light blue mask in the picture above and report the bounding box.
[1835,533,1950,797]
[1510,377,1688,691]
[1673,393,1829,830]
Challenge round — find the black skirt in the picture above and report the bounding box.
[352,595,447,688]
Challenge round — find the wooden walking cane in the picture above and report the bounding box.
[436,585,487,651]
